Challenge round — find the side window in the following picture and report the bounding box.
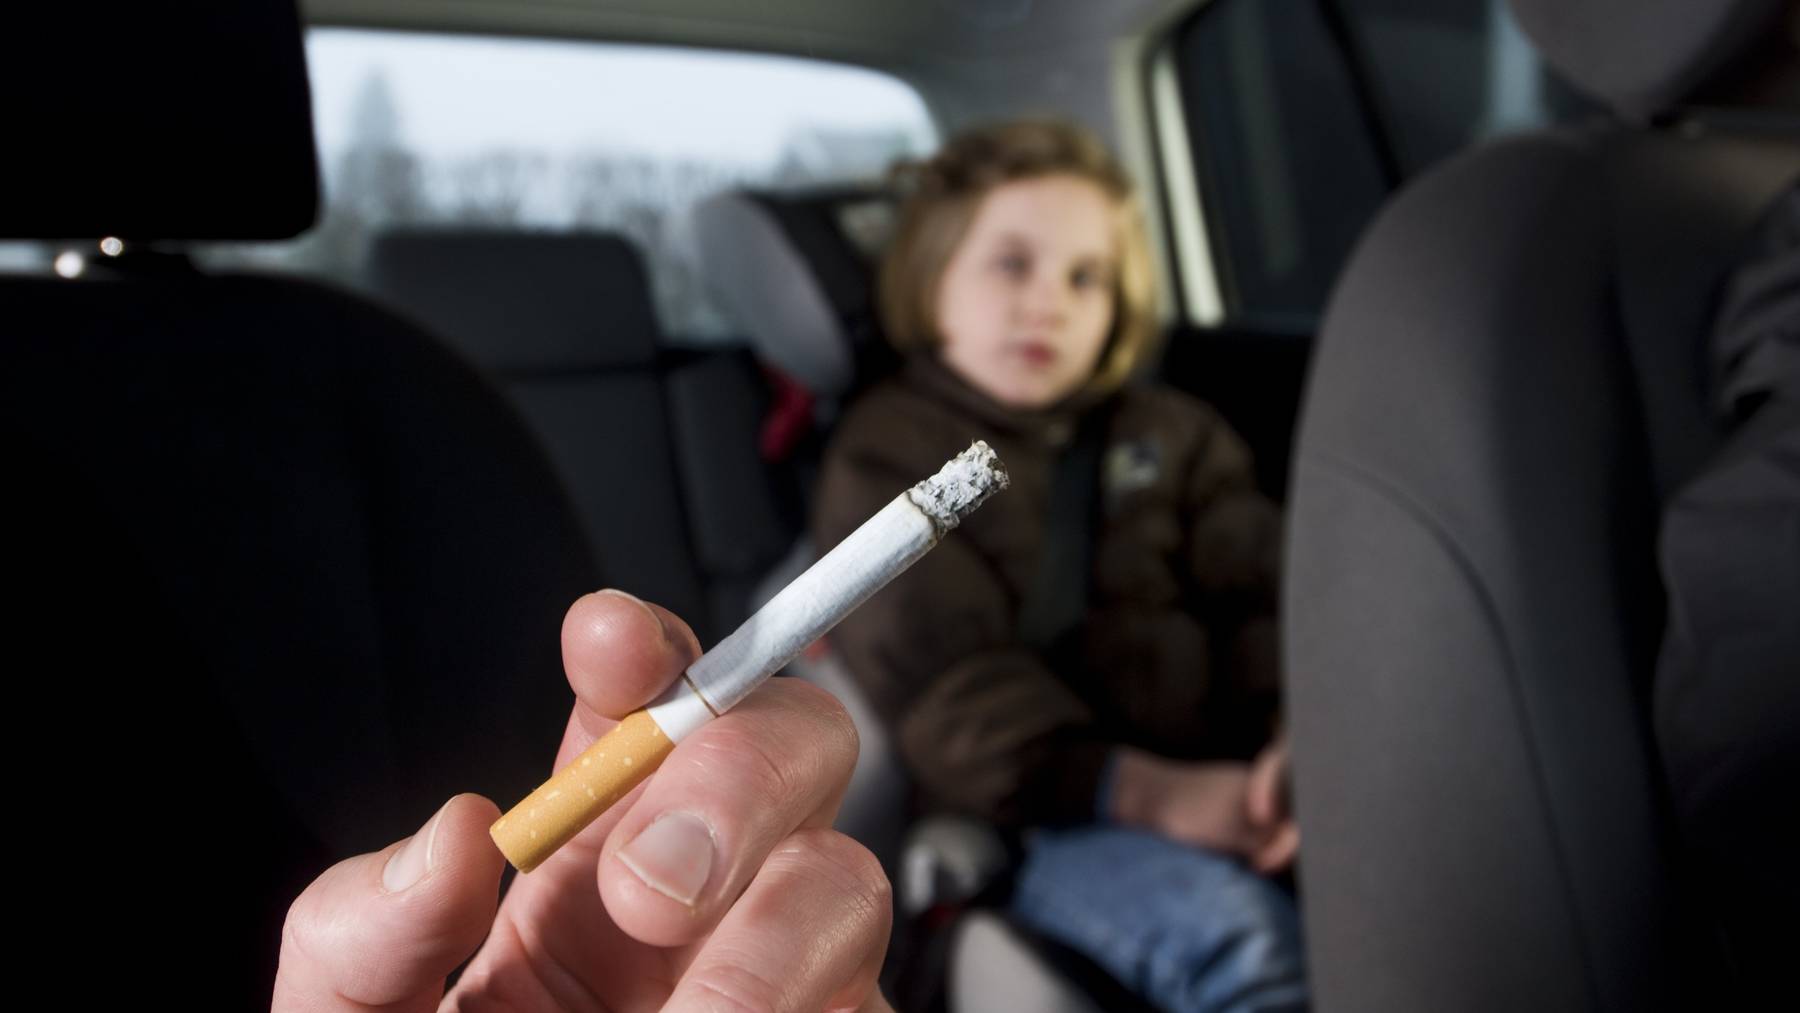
[200,31,936,341]
[1342,0,1597,176]
[1173,0,1391,330]
[1165,0,1598,330]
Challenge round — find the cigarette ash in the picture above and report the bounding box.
[908,441,1009,531]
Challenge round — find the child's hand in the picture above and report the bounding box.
[272,590,894,1013]
[1245,736,1300,873]
[1110,747,1260,856]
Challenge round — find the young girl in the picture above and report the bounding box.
[813,121,1307,1012]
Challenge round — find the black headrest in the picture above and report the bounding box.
[3,2,319,241]
[1509,0,1791,119]
[366,230,663,372]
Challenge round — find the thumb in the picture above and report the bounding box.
[272,794,505,1012]
[1244,744,1286,828]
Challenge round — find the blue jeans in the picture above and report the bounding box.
[1008,825,1308,1013]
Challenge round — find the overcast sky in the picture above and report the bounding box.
[306,28,936,169]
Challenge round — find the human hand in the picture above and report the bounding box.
[1244,736,1299,874]
[1109,746,1259,856]
[272,589,894,1012]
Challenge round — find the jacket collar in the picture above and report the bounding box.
[901,352,1104,448]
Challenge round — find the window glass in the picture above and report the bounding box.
[1175,0,1389,330]
[1171,0,1597,328]
[201,30,937,339]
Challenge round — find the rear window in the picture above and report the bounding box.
[201,29,937,339]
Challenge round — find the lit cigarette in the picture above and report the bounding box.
[491,441,1009,872]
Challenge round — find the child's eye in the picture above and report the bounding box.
[995,252,1030,278]
[1072,265,1109,290]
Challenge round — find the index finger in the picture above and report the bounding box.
[561,589,703,732]
[485,590,704,874]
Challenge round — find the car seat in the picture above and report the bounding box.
[2,4,601,1004]
[1283,0,1799,1008]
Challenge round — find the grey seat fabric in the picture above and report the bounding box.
[1508,0,1789,121]
[1285,1,1799,1008]
[366,229,711,633]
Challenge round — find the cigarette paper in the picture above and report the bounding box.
[492,441,1008,873]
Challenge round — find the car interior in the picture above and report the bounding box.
[3,0,1794,1009]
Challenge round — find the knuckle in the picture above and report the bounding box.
[278,869,374,1000]
[278,872,338,966]
[769,678,862,774]
[681,959,787,1013]
[697,720,796,811]
[809,683,862,760]
[780,830,892,931]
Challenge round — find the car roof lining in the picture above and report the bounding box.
[298,0,1202,91]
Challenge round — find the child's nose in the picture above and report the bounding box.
[1021,275,1070,322]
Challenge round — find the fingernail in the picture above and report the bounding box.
[598,588,669,644]
[617,812,715,906]
[383,799,450,893]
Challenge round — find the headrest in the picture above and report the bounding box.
[366,230,662,373]
[1508,0,1791,119]
[3,2,319,241]
[692,188,895,400]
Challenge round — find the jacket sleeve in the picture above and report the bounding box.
[1180,410,1285,748]
[813,438,1112,827]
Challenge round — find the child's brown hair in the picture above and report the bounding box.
[880,120,1158,397]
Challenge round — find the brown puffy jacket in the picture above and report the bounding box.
[813,354,1284,826]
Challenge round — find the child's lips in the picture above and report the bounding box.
[1011,341,1059,368]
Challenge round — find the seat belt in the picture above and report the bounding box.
[1018,403,1112,654]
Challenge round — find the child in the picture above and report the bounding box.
[813,120,1307,1012]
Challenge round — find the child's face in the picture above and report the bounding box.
[934,174,1118,410]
